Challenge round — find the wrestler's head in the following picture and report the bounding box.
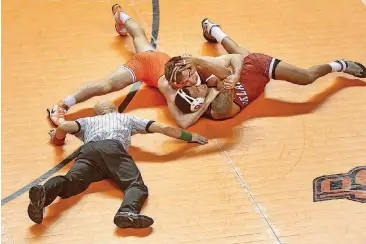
[165,56,201,89]
[94,100,118,115]
[174,84,209,114]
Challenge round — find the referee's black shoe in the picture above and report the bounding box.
[27,185,46,224]
[114,211,154,228]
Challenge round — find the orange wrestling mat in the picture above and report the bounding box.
[2,0,366,243]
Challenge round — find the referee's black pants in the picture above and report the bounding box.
[42,139,148,214]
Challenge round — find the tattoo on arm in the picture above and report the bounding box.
[211,80,233,115]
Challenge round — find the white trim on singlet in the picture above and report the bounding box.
[121,65,137,83]
[205,74,216,82]
[268,58,276,79]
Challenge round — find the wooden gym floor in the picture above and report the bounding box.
[2,0,366,243]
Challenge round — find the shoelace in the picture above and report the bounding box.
[345,62,362,77]
[56,106,66,117]
[203,23,210,34]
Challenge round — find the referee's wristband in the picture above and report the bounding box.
[53,136,65,146]
[178,130,192,142]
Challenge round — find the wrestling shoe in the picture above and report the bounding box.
[112,4,128,36]
[335,59,366,78]
[201,18,221,43]
[27,185,46,224]
[114,211,154,228]
[47,101,68,127]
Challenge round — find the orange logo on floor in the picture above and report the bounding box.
[313,166,366,203]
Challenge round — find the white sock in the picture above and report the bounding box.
[329,60,346,72]
[119,12,131,24]
[63,95,76,108]
[211,27,228,43]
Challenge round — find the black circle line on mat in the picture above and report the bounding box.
[1,0,159,206]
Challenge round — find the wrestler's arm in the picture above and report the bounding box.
[158,78,219,129]
[202,76,240,120]
[147,122,208,145]
[166,98,211,129]
[210,79,234,115]
[210,96,240,120]
[193,58,231,80]
[191,56,243,116]
[196,54,243,80]
[167,89,219,129]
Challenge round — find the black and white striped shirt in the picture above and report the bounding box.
[75,112,154,151]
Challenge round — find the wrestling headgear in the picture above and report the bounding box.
[175,89,204,113]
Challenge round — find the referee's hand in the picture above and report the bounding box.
[191,133,208,145]
[48,128,65,146]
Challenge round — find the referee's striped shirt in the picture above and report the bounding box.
[74,112,154,151]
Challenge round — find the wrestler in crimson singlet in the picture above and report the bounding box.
[201,53,281,119]
[122,51,171,87]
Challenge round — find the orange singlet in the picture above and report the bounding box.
[122,51,171,88]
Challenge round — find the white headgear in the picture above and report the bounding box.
[176,89,204,112]
[195,72,202,86]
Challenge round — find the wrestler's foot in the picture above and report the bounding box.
[335,60,366,78]
[201,18,221,43]
[28,185,46,224]
[47,101,68,127]
[112,4,128,36]
[114,211,154,228]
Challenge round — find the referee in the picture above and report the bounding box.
[28,100,208,228]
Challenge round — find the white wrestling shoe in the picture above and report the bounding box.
[336,59,366,78]
[47,101,68,127]
[112,4,128,36]
[201,18,221,43]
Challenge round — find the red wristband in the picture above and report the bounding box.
[53,136,65,146]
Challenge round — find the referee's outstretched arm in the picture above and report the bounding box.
[48,121,79,145]
[48,120,209,146]
[147,122,208,145]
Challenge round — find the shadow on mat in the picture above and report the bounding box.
[66,76,365,134]
[127,140,234,163]
[65,86,166,121]
[114,226,153,237]
[28,180,152,238]
[63,76,365,161]
[111,35,138,59]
